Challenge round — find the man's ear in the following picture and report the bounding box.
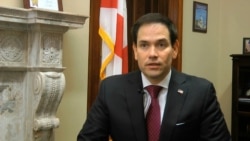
[172,40,179,59]
[132,43,138,60]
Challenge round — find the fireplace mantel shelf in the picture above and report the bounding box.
[0,6,88,29]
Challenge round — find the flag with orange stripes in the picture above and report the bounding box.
[99,0,128,80]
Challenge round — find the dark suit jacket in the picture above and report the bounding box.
[77,69,231,141]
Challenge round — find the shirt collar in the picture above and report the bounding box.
[141,69,171,89]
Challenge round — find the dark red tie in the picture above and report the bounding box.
[145,85,162,141]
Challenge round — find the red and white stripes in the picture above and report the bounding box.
[99,0,128,80]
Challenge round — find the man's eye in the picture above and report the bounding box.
[139,43,148,48]
[157,42,167,48]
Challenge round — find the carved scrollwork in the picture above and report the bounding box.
[33,72,65,131]
[0,31,25,63]
[34,117,59,131]
[41,33,62,65]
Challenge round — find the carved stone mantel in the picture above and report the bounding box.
[0,6,87,141]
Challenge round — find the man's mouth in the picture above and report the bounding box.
[146,63,160,69]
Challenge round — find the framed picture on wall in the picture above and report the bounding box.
[192,1,208,33]
[23,0,63,11]
[243,38,250,54]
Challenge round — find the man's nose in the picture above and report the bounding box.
[148,46,158,56]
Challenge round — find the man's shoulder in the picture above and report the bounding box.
[173,69,212,86]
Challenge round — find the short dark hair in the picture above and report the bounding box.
[131,13,178,46]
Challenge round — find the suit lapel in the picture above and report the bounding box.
[125,71,147,141]
[160,69,188,141]
[124,70,188,141]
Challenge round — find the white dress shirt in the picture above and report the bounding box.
[141,70,171,123]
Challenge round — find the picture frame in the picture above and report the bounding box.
[23,0,63,11]
[192,1,208,33]
[243,38,250,54]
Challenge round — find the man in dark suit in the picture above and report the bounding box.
[77,13,231,141]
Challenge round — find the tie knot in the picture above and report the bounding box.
[145,85,162,98]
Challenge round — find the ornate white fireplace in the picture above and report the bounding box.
[0,6,87,141]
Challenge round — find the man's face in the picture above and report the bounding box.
[133,23,178,84]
